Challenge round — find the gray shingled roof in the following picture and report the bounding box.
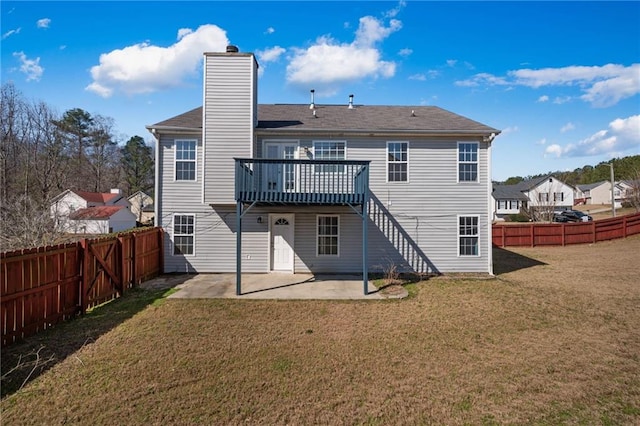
[149,104,499,135]
[492,185,529,200]
[576,180,608,191]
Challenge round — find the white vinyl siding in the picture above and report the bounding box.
[387,141,408,182]
[175,140,197,181]
[202,53,256,204]
[317,215,339,256]
[458,215,479,256]
[458,142,478,182]
[173,214,195,255]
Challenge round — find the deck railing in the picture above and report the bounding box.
[235,158,370,205]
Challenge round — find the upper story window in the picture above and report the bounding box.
[175,140,196,181]
[538,192,550,202]
[313,141,345,173]
[553,192,564,202]
[458,142,478,182]
[387,142,408,182]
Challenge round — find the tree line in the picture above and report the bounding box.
[1,82,154,251]
[497,155,640,186]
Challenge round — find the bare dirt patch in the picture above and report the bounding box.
[2,236,639,425]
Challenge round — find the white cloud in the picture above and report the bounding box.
[385,1,406,18]
[2,28,21,40]
[544,115,640,158]
[552,96,572,104]
[500,126,519,136]
[353,16,401,47]
[177,28,193,39]
[455,73,509,87]
[37,18,51,29]
[12,51,43,81]
[86,24,228,97]
[460,64,640,108]
[537,138,547,145]
[398,48,412,57]
[560,122,575,133]
[255,46,286,78]
[409,70,438,81]
[265,27,275,35]
[446,59,457,67]
[286,14,401,95]
[257,46,285,63]
[537,95,549,102]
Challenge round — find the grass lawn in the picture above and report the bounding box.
[2,235,639,425]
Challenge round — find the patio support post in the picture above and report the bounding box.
[362,166,369,295]
[236,201,242,295]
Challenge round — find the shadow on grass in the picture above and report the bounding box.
[0,286,176,399]
[493,246,547,275]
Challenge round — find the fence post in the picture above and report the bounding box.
[530,223,534,247]
[158,227,164,275]
[592,221,596,244]
[561,223,565,246]
[118,234,125,295]
[131,232,137,286]
[623,216,627,238]
[501,225,505,248]
[79,239,89,315]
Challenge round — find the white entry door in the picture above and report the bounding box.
[270,214,294,271]
[264,142,297,192]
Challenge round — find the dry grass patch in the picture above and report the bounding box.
[2,236,639,425]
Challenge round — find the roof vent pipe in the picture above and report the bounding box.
[309,89,315,109]
[348,94,354,109]
[226,45,239,53]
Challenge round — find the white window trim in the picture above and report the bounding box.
[174,139,197,182]
[457,141,479,183]
[172,213,196,257]
[262,139,300,158]
[457,214,480,257]
[316,214,340,257]
[386,141,409,183]
[312,140,347,174]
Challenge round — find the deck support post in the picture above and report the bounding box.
[236,201,242,295]
[362,196,369,295]
[362,165,370,295]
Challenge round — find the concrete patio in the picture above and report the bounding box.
[141,273,408,300]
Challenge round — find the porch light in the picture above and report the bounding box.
[257,216,263,224]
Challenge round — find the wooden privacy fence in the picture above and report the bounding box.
[492,213,640,247]
[1,227,164,347]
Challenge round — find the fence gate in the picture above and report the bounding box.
[81,238,124,312]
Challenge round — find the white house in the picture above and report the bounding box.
[67,206,137,234]
[146,46,500,291]
[492,185,529,221]
[50,189,135,234]
[128,191,154,224]
[493,175,575,221]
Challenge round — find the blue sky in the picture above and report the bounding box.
[2,1,639,181]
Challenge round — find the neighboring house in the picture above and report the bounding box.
[576,180,613,205]
[50,188,135,233]
[68,206,137,234]
[493,175,574,221]
[146,45,500,284]
[128,191,154,224]
[492,185,529,221]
